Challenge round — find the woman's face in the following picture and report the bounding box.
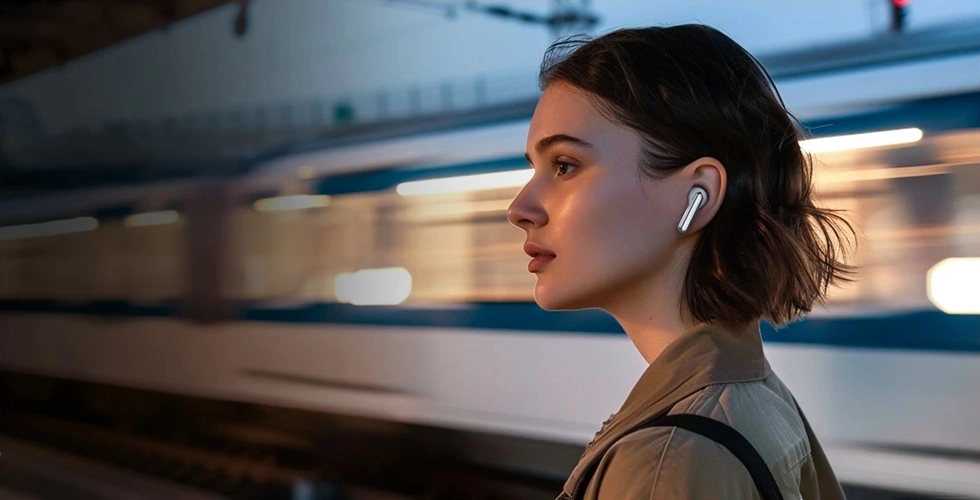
[508,82,690,312]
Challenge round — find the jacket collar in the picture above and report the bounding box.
[564,321,770,495]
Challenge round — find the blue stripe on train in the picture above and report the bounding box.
[2,300,978,353]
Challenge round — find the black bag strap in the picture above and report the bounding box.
[642,413,785,500]
[569,412,784,500]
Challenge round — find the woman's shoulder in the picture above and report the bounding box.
[583,372,818,499]
[593,375,811,499]
[669,375,812,478]
[591,405,764,499]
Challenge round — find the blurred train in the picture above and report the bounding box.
[2,60,980,496]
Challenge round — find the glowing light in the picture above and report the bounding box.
[253,194,330,212]
[0,217,99,241]
[799,128,922,153]
[297,165,317,179]
[396,169,532,196]
[334,267,412,306]
[927,258,980,314]
[124,210,180,227]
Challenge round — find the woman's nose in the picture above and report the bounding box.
[507,183,547,230]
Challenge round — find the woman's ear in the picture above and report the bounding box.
[678,157,726,233]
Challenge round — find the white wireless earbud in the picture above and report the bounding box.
[677,186,707,233]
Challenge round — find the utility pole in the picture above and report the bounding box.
[890,0,909,34]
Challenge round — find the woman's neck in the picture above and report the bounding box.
[605,251,701,364]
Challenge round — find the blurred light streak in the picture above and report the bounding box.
[927,257,980,314]
[800,127,923,153]
[296,165,317,179]
[124,210,180,227]
[334,267,413,305]
[0,217,98,241]
[409,199,511,218]
[816,162,967,184]
[396,169,532,196]
[254,194,330,212]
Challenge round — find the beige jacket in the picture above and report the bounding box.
[560,323,846,500]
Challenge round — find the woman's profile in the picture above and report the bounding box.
[508,25,855,499]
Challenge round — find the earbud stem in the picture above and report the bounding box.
[677,187,707,233]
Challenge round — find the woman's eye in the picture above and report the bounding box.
[553,161,577,178]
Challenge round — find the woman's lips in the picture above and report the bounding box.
[528,254,556,273]
[523,242,556,273]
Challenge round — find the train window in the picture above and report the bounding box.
[0,216,186,303]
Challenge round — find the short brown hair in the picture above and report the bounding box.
[539,25,856,326]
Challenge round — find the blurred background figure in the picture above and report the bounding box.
[1,1,978,499]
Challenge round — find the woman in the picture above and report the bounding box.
[508,25,855,500]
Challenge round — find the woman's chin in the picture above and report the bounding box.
[533,285,588,311]
[532,285,560,310]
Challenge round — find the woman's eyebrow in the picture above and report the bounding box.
[524,134,594,164]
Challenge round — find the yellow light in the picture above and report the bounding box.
[799,128,923,153]
[927,258,980,314]
[396,169,532,196]
[124,210,180,227]
[0,217,98,241]
[334,267,412,306]
[253,194,330,212]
